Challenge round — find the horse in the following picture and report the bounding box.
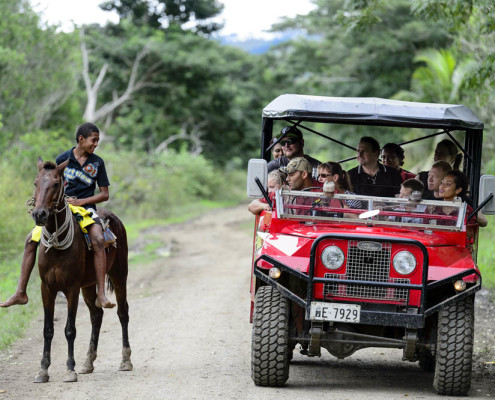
[31,157,132,383]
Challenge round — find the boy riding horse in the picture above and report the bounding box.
[0,122,115,309]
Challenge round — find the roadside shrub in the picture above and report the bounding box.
[0,159,33,260]
[101,146,245,220]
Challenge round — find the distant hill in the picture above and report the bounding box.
[217,30,304,54]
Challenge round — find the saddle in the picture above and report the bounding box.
[72,212,117,251]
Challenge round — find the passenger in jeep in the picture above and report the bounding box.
[438,170,487,227]
[426,160,452,200]
[267,126,320,175]
[317,162,362,209]
[417,139,463,197]
[282,157,318,216]
[381,143,416,181]
[284,157,314,191]
[269,137,284,160]
[398,178,427,223]
[348,136,403,197]
[248,170,286,215]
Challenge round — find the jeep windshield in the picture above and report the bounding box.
[275,189,466,231]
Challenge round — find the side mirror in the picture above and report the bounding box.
[247,159,268,199]
[478,175,495,214]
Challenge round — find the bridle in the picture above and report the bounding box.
[28,172,75,253]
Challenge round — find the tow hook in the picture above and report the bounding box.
[308,322,323,357]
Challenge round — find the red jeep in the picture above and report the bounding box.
[247,95,495,396]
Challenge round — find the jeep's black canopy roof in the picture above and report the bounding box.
[262,94,484,130]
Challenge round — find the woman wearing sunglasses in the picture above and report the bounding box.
[317,161,362,210]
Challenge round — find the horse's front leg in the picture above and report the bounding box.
[34,283,56,383]
[79,285,103,374]
[62,286,80,382]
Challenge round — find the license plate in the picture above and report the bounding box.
[310,302,361,323]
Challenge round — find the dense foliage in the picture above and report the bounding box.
[1,0,495,271]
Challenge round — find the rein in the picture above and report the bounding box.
[27,175,75,253]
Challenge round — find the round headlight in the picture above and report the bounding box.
[321,246,345,270]
[393,251,417,275]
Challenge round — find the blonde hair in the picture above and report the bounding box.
[268,170,286,187]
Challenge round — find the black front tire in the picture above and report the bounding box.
[433,296,474,396]
[251,286,290,387]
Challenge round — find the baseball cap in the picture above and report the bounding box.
[276,126,303,141]
[282,157,312,174]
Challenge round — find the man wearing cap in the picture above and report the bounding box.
[283,157,315,191]
[267,126,320,175]
[348,136,403,197]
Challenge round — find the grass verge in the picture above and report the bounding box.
[0,259,41,351]
[477,223,495,289]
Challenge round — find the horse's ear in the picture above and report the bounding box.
[37,157,44,171]
[57,159,70,173]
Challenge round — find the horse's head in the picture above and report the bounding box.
[32,157,69,226]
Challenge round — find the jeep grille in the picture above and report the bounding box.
[323,240,409,302]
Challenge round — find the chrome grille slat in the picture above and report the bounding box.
[323,240,409,302]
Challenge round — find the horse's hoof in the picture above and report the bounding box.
[34,370,49,383]
[62,370,78,382]
[119,361,133,371]
[79,364,94,374]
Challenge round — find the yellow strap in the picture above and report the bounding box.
[30,205,96,242]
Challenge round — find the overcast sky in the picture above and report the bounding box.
[30,0,316,39]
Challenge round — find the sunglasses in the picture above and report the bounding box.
[280,139,299,146]
[318,173,332,179]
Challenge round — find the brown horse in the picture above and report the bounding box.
[31,157,132,383]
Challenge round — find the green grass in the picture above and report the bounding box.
[477,221,495,289]
[0,259,41,350]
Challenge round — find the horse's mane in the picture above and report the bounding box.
[43,161,57,170]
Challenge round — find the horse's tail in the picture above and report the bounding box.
[106,275,114,295]
[101,208,127,297]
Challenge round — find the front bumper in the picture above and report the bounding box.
[254,233,481,329]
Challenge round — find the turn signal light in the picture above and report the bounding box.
[269,267,281,279]
[454,280,467,292]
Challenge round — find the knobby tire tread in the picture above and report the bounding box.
[251,286,290,387]
[433,296,474,396]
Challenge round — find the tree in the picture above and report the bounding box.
[393,49,475,104]
[266,0,450,99]
[77,20,264,162]
[100,0,224,35]
[0,0,80,147]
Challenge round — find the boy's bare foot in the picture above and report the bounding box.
[0,293,29,307]
[95,296,116,309]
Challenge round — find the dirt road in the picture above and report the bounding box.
[0,204,494,399]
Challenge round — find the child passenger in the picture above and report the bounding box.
[248,170,286,215]
[397,179,427,223]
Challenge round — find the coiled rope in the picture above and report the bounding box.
[40,200,75,253]
[26,194,75,253]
